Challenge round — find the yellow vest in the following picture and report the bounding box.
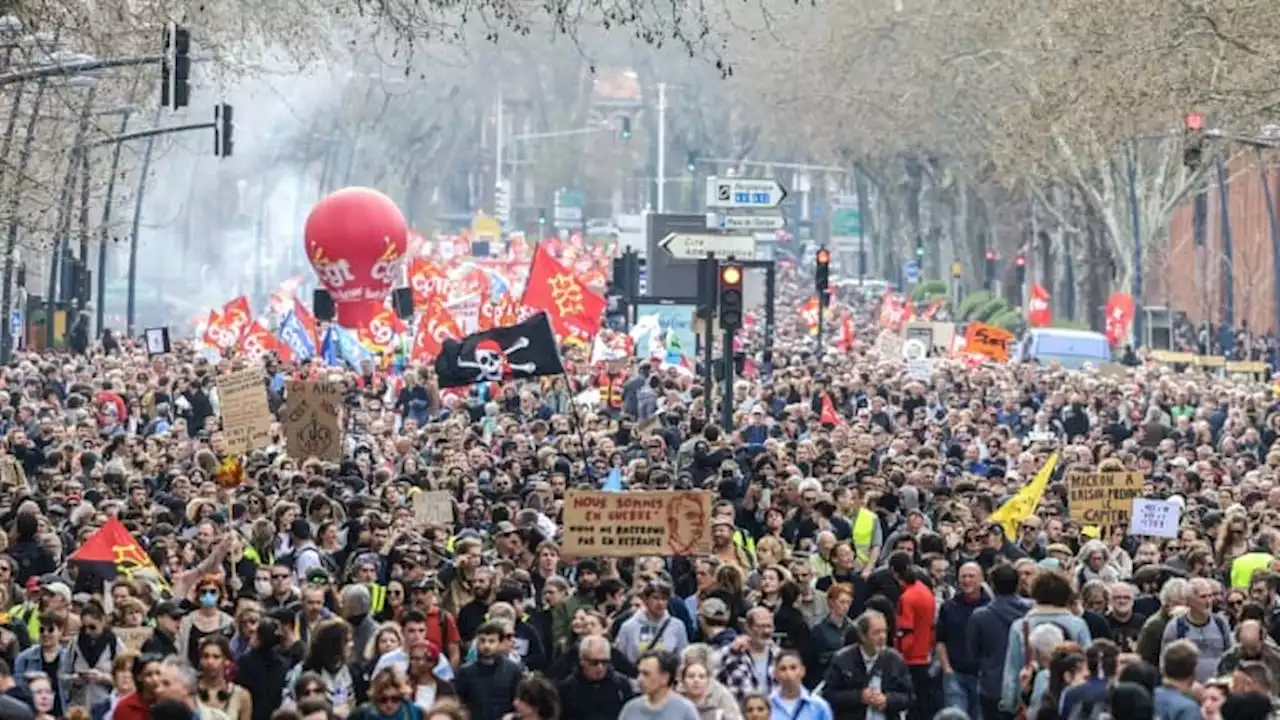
[852,507,878,564]
[369,583,387,614]
[732,529,756,558]
[1231,552,1274,589]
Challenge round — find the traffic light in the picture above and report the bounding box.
[538,207,547,226]
[214,103,233,157]
[1184,112,1205,170]
[984,249,996,290]
[719,264,744,330]
[685,150,697,173]
[915,243,925,259]
[618,116,632,141]
[1014,253,1027,288]
[161,24,190,110]
[815,247,830,297]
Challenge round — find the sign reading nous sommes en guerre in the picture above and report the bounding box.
[561,491,713,558]
[1068,471,1144,528]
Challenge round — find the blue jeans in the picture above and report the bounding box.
[944,673,983,720]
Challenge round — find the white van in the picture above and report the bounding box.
[1017,328,1112,369]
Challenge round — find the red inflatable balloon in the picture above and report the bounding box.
[304,187,408,329]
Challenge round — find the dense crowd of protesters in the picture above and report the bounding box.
[0,263,1275,720]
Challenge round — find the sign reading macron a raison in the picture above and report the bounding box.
[1068,471,1144,527]
[561,491,713,558]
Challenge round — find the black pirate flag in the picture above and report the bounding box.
[434,312,565,388]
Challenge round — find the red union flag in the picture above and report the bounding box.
[412,299,462,364]
[1104,292,1135,348]
[1028,284,1052,327]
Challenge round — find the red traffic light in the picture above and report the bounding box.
[1185,112,1204,131]
[1014,254,1026,267]
[985,250,996,261]
[816,249,831,265]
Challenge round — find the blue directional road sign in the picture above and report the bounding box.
[9,310,20,342]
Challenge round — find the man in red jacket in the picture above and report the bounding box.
[891,550,937,720]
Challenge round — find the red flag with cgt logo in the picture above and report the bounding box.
[358,307,408,352]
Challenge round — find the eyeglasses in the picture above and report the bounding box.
[38,625,56,634]
[271,574,291,580]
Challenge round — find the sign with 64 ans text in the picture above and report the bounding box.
[561,490,713,557]
[1068,471,1143,528]
[283,381,343,461]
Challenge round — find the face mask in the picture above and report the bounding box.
[199,592,218,609]
[254,580,271,596]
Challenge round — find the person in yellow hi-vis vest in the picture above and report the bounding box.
[1231,531,1279,589]
[847,487,883,576]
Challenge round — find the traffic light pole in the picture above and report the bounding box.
[816,292,825,356]
[763,266,775,378]
[722,326,735,431]
[701,254,715,421]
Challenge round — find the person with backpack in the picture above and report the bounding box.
[284,519,329,582]
[1158,577,1234,682]
[1000,570,1092,716]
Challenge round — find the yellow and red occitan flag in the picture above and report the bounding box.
[521,244,605,342]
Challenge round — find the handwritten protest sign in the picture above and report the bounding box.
[412,490,455,528]
[117,627,153,654]
[562,491,713,557]
[217,368,272,454]
[283,381,343,460]
[1068,471,1143,528]
[1129,498,1180,538]
[963,323,1013,363]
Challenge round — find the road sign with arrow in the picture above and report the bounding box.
[660,232,757,260]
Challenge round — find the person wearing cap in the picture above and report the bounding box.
[696,598,737,649]
[13,612,70,715]
[616,580,688,667]
[141,602,183,657]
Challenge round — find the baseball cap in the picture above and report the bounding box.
[43,582,71,602]
[492,521,518,536]
[699,597,730,623]
[153,601,184,619]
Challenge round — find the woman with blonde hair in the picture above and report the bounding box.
[676,648,742,720]
[362,623,404,677]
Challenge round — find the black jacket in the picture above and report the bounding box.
[822,645,915,720]
[557,668,637,720]
[455,657,521,720]
[141,629,178,658]
[235,647,291,720]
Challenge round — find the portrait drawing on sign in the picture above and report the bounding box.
[666,494,706,555]
[456,337,535,382]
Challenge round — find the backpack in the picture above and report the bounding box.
[280,546,340,578]
[1174,614,1230,643]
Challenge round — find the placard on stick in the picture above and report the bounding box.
[412,490,455,528]
[1068,471,1143,528]
[117,627,153,653]
[561,490,713,557]
[283,381,343,461]
[216,368,273,454]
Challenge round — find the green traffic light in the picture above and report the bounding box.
[915,246,925,257]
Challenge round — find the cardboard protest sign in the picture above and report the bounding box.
[117,627,153,653]
[561,490,712,557]
[412,490,455,528]
[1068,471,1143,528]
[283,381,343,461]
[216,368,272,454]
